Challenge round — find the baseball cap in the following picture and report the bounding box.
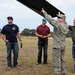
[42,18,47,22]
[7,16,13,20]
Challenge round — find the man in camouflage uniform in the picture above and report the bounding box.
[41,8,68,75]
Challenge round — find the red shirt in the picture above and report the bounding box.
[36,25,50,41]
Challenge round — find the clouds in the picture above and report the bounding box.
[0,0,19,10]
[47,0,75,24]
[47,0,75,8]
[0,0,39,19]
[0,0,75,32]
[0,0,20,17]
[2,0,73,19]
[0,0,43,31]
[47,0,75,14]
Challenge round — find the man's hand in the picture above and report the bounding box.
[39,35,48,38]
[43,36,47,38]
[5,40,9,43]
[41,8,45,13]
[20,41,23,48]
[39,35,43,38]
[20,42,23,48]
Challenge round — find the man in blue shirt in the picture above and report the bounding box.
[1,16,22,69]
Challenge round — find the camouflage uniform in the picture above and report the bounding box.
[43,11,68,75]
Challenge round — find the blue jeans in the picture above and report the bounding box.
[6,42,19,67]
[72,43,75,70]
[72,44,75,61]
[38,40,48,64]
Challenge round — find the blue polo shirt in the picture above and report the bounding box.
[1,24,19,43]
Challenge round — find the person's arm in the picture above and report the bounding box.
[1,26,8,43]
[41,8,59,27]
[43,33,51,38]
[35,32,43,38]
[47,33,51,37]
[68,25,72,31]
[17,32,23,48]
[43,27,51,38]
[17,32,22,42]
[67,25,69,29]
[1,34,9,43]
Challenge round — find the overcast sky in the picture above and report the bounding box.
[0,0,75,32]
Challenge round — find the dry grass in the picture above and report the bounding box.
[0,37,75,75]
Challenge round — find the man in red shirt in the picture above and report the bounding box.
[35,18,50,64]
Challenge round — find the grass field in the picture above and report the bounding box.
[0,37,75,75]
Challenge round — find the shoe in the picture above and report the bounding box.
[15,66,20,69]
[37,62,41,65]
[43,62,47,64]
[72,70,75,73]
[62,74,67,75]
[71,69,75,73]
[8,67,12,70]
[74,64,75,70]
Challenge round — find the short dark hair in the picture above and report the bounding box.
[7,16,13,20]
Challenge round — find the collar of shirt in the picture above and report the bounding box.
[41,24,47,27]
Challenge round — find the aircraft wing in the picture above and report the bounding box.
[17,0,65,17]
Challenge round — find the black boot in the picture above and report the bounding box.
[43,55,47,64]
[37,55,42,64]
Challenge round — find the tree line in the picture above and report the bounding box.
[0,28,1,33]
[0,28,72,37]
[21,29,35,36]
[21,28,72,37]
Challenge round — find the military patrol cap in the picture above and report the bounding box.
[57,12,66,19]
[7,16,13,20]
